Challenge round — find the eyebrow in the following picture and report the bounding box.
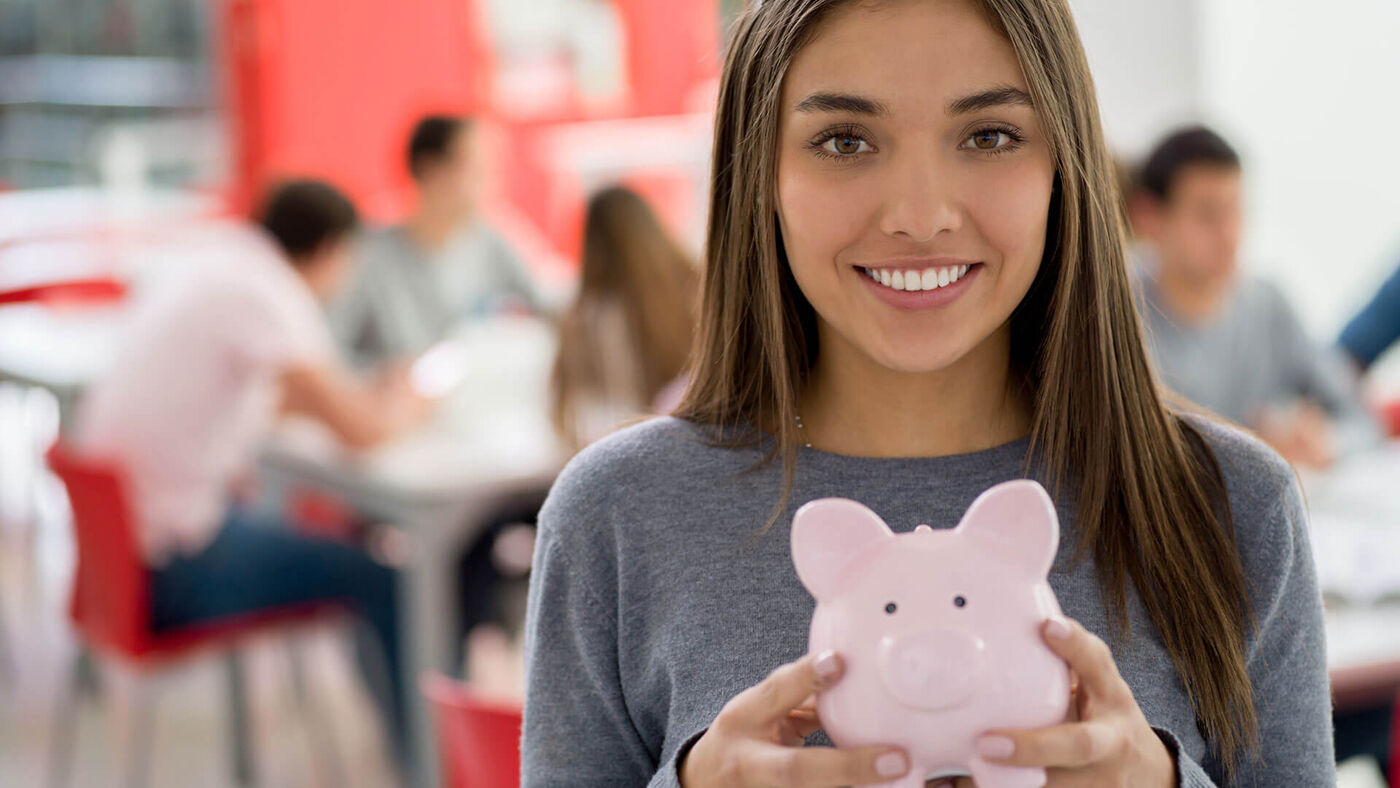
[793,85,1034,118]
[948,85,1034,114]
[793,92,889,116]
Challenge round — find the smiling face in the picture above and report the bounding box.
[776,0,1055,376]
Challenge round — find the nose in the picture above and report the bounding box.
[878,151,963,242]
[879,628,985,711]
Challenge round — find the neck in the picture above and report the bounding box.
[799,324,1031,458]
[1154,261,1229,324]
[404,199,463,253]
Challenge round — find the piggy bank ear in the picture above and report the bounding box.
[791,498,893,602]
[954,480,1059,578]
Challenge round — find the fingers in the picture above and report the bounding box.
[784,708,823,740]
[723,650,843,731]
[1042,618,1125,703]
[745,743,909,787]
[976,721,1121,769]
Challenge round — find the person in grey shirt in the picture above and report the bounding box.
[328,115,547,367]
[523,1,1334,785]
[1132,126,1380,468]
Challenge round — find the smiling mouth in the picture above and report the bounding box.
[858,264,975,292]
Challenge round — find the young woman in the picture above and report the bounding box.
[522,1,1333,786]
[549,185,699,452]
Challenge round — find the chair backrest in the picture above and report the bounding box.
[0,278,127,307]
[46,442,151,655]
[420,674,523,788]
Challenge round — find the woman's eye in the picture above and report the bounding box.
[962,129,1014,151]
[822,135,871,156]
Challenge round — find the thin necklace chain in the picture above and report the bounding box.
[794,412,813,449]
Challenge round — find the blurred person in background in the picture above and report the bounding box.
[548,185,698,452]
[1339,254,1400,374]
[1132,126,1380,468]
[79,179,431,766]
[329,115,548,368]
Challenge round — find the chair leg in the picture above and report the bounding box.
[286,637,345,786]
[46,649,85,788]
[123,678,155,788]
[225,650,256,786]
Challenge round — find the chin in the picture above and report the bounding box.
[864,340,974,375]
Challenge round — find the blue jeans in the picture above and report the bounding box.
[148,506,407,761]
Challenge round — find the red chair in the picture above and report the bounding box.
[0,278,127,307]
[1390,688,1399,788]
[1380,398,1400,439]
[420,673,522,788]
[45,442,346,787]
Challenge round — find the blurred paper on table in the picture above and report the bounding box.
[1303,445,1400,604]
[411,340,473,399]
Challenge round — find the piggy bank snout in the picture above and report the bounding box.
[879,629,985,711]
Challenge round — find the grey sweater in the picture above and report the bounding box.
[522,416,1334,787]
[326,221,545,368]
[1137,274,1379,456]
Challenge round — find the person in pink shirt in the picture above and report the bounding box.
[80,179,429,765]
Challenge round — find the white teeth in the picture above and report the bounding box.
[864,264,975,293]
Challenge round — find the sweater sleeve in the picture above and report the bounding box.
[1338,262,1400,369]
[1222,470,1336,786]
[521,458,658,787]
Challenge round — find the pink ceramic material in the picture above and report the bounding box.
[791,480,1071,788]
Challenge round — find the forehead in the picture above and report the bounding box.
[1168,164,1242,201]
[783,0,1026,115]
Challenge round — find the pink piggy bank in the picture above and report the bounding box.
[791,479,1070,788]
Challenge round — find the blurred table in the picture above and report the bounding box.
[258,316,566,788]
[1328,602,1400,710]
[1305,441,1400,712]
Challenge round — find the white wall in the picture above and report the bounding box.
[1070,0,1201,158]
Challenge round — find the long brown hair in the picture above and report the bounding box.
[675,0,1257,770]
[551,186,698,451]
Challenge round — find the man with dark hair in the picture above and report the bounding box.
[329,114,547,366]
[257,178,359,260]
[1133,126,1379,468]
[81,178,430,765]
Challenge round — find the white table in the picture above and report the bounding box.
[1327,602,1400,710]
[256,317,567,788]
[1305,442,1400,712]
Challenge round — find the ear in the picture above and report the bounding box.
[791,498,893,602]
[954,480,1059,579]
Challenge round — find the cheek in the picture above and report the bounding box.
[777,163,875,282]
[966,161,1053,280]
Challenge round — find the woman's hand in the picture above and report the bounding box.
[972,617,1177,787]
[679,650,912,787]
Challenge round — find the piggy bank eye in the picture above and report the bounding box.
[884,602,897,614]
[953,595,967,608]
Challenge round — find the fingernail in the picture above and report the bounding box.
[813,649,840,679]
[875,751,908,778]
[1046,617,1071,640]
[978,735,1015,759]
